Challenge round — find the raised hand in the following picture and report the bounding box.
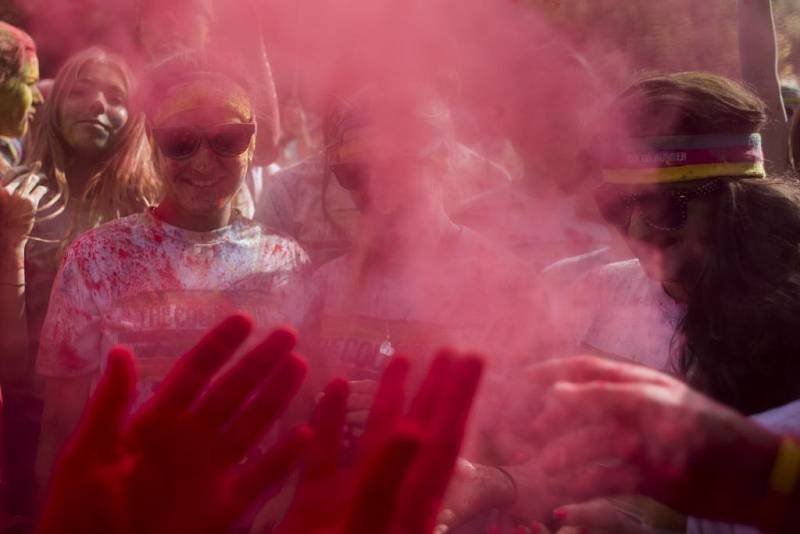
[525,356,781,526]
[277,350,484,534]
[39,315,312,534]
[0,164,47,247]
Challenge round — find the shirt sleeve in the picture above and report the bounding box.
[256,171,296,235]
[36,244,104,378]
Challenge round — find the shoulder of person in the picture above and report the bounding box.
[62,213,146,261]
[264,155,326,191]
[565,258,646,306]
[249,221,312,265]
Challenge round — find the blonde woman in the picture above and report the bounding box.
[0,47,158,516]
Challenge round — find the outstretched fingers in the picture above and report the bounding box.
[150,314,253,412]
[359,356,409,457]
[69,346,137,459]
[220,354,308,461]
[232,425,314,508]
[194,327,296,427]
[344,428,422,534]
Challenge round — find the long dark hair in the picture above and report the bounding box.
[619,72,800,414]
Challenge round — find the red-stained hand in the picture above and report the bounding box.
[39,315,312,534]
[524,356,780,526]
[276,350,484,534]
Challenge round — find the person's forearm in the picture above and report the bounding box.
[0,241,30,386]
[746,435,800,534]
[738,0,789,173]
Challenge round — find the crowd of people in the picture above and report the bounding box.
[2,0,800,532]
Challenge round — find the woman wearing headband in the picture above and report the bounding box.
[517,72,800,532]
[35,52,312,491]
[573,72,800,415]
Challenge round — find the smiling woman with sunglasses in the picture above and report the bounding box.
[566,72,800,416]
[35,52,313,492]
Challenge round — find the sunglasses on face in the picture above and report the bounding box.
[151,122,256,160]
[329,158,426,192]
[594,179,723,232]
[330,162,368,191]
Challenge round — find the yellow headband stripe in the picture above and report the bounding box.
[154,79,252,127]
[602,161,766,184]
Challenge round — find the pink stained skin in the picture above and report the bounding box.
[39,315,311,534]
[38,314,484,534]
[277,352,484,534]
[523,356,791,531]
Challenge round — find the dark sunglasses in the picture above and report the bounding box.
[594,179,723,232]
[151,122,256,160]
[330,162,368,191]
[330,158,425,192]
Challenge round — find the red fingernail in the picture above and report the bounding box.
[553,508,567,521]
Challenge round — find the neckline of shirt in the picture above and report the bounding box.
[146,206,248,245]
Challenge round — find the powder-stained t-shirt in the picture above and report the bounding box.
[307,227,537,383]
[559,259,685,373]
[37,208,313,403]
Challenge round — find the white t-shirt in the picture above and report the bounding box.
[37,208,312,403]
[308,227,528,380]
[561,259,684,373]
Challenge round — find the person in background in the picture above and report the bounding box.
[305,85,537,534]
[780,81,800,120]
[737,0,790,174]
[35,51,311,498]
[0,22,42,171]
[257,85,513,268]
[0,46,159,521]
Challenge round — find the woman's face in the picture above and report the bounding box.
[0,49,42,138]
[154,106,253,216]
[331,126,430,218]
[620,182,717,286]
[139,5,210,60]
[59,61,129,155]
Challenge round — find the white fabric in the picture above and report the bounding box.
[37,208,312,405]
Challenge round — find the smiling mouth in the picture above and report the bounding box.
[182,176,223,188]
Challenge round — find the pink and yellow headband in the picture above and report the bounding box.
[153,73,252,128]
[601,134,765,184]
